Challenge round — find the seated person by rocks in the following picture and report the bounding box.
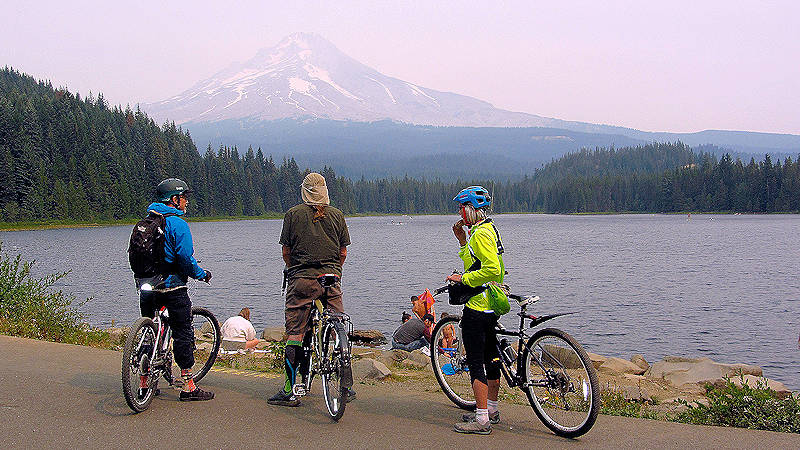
[392,313,434,351]
[221,307,260,351]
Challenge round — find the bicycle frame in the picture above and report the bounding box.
[135,306,173,384]
[495,304,576,388]
[433,285,574,388]
[295,297,353,396]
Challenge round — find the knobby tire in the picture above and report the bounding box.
[521,328,599,438]
[430,315,476,410]
[321,320,348,421]
[121,317,158,413]
[189,307,221,383]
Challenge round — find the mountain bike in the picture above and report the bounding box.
[290,274,354,421]
[429,286,599,438]
[121,305,221,412]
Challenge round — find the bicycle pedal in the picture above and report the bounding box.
[292,383,307,397]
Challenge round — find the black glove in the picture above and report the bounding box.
[201,270,212,283]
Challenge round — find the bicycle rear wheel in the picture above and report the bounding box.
[320,321,349,421]
[122,317,158,412]
[430,315,476,410]
[188,307,221,382]
[521,328,599,438]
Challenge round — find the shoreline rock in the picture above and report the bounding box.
[101,325,795,399]
[349,329,387,347]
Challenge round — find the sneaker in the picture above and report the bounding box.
[454,420,492,435]
[179,387,214,401]
[345,387,356,403]
[267,390,301,407]
[462,410,500,424]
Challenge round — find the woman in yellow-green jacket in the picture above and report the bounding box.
[446,185,504,435]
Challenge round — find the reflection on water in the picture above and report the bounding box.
[2,214,799,389]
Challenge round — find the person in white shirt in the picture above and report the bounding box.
[221,307,260,350]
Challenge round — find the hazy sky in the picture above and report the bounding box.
[2,1,798,134]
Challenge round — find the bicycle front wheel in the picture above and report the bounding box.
[320,321,349,421]
[188,307,221,382]
[430,315,475,410]
[122,317,158,412]
[521,328,599,438]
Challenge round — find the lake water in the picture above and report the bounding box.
[2,214,798,389]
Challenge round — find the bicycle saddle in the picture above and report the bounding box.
[510,294,539,307]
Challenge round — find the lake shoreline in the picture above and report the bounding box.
[0,210,786,232]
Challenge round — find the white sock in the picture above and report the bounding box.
[475,408,489,425]
[487,399,498,414]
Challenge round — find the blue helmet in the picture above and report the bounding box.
[453,186,491,209]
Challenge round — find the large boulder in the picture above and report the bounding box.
[630,354,650,372]
[400,359,427,370]
[352,347,384,359]
[600,357,647,375]
[646,356,763,388]
[407,349,431,367]
[586,352,606,370]
[261,327,286,342]
[541,344,584,369]
[378,349,410,368]
[352,358,392,381]
[349,329,388,347]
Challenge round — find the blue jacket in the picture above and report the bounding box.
[147,202,206,289]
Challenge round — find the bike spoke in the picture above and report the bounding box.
[431,316,476,410]
[523,329,598,437]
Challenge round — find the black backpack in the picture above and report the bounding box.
[128,212,175,277]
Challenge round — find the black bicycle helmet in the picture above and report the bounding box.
[156,178,191,202]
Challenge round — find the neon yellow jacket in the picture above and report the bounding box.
[458,219,505,312]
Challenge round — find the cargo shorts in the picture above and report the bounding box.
[284,277,344,336]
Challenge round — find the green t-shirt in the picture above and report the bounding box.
[279,204,351,278]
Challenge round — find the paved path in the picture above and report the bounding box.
[1,335,798,449]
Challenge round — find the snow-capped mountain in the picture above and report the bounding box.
[145,32,593,129]
[145,32,800,154]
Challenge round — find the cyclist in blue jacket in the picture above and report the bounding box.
[135,178,214,401]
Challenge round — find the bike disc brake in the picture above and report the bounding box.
[292,383,307,397]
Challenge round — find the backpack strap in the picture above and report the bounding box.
[466,219,503,271]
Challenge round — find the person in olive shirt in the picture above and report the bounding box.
[268,172,352,407]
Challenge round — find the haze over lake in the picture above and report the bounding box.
[2,214,798,389]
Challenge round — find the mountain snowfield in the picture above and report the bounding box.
[145,32,609,130]
[145,32,799,155]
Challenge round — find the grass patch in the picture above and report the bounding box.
[600,389,659,419]
[213,341,285,373]
[674,377,800,433]
[0,241,112,347]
